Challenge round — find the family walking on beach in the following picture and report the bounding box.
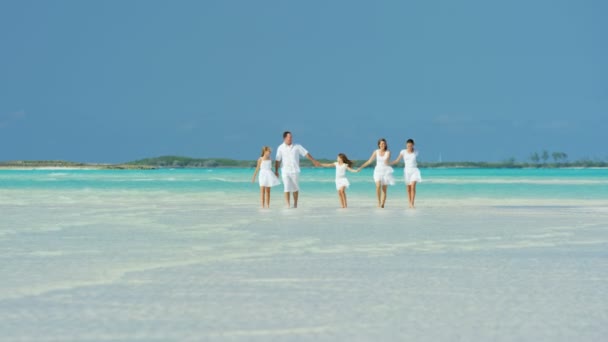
[252,131,422,209]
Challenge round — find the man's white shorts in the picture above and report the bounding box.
[282,172,300,193]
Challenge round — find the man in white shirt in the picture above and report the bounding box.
[275,131,320,208]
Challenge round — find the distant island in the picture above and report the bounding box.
[0,160,156,170]
[1,152,607,169]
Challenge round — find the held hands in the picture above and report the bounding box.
[313,160,321,167]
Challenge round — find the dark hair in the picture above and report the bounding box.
[377,138,388,151]
[283,131,292,139]
[406,139,415,145]
[338,153,353,168]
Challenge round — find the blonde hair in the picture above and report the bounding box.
[260,146,271,157]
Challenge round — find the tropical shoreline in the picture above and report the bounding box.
[1,156,607,170]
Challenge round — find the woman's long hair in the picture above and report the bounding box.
[377,138,388,151]
[260,146,271,157]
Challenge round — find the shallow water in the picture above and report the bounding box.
[1,169,607,341]
[1,168,608,199]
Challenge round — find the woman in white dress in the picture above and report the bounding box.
[391,139,422,208]
[357,138,395,208]
[320,153,359,208]
[252,146,281,208]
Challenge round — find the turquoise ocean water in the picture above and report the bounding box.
[2,167,607,341]
[1,168,607,200]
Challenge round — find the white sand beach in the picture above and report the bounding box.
[1,188,607,341]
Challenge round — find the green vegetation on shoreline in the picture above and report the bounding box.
[127,156,256,168]
[0,160,156,170]
[1,154,607,169]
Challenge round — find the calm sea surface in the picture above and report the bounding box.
[1,168,607,200]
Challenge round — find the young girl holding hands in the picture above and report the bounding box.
[391,139,422,208]
[252,146,281,208]
[320,153,359,208]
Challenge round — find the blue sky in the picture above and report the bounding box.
[1,0,606,163]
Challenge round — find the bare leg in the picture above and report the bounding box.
[338,188,347,208]
[293,191,299,208]
[375,182,382,207]
[411,182,417,208]
[343,189,348,208]
[407,184,413,208]
[260,187,265,208]
[381,185,388,208]
[284,192,291,208]
[265,187,271,208]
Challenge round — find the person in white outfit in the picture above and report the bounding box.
[252,146,281,208]
[275,131,320,208]
[391,138,422,208]
[357,138,395,208]
[320,153,359,208]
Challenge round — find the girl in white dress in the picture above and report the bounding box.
[391,139,422,208]
[252,146,281,208]
[320,153,359,208]
[357,138,395,208]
